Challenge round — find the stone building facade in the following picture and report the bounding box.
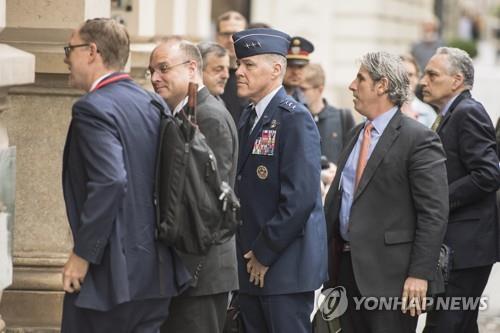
[0,0,435,331]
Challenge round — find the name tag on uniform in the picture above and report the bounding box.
[252,129,276,156]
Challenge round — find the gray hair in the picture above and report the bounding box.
[436,47,474,89]
[360,51,410,106]
[265,54,287,79]
[197,42,228,70]
[158,36,203,76]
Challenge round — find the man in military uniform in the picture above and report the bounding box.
[232,28,328,333]
[284,36,314,106]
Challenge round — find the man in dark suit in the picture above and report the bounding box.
[323,51,449,333]
[61,18,191,333]
[232,28,328,333]
[148,36,238,333]
[216,10,248,123]
[421,47,500,333]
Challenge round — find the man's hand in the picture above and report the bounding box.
[244,250,269,288]
[62,251,89,293]
[401,277,428,317]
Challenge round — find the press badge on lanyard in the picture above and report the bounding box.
[252,129,276,156]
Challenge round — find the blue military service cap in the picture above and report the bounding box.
[232,28,291,59]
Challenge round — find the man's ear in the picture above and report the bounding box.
[88,42,99,63]
[451,73,464,91]
[272,62,282,79]
[377,77,389,96]
[187,60,198,79]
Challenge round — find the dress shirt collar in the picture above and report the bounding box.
[172,84,205,115]
[253,85,282,119]
[369,106,398,135]
[89,72,113,92]
[440,93,460,117]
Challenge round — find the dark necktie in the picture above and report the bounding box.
[243,105,257,138]
[240,105,257,153]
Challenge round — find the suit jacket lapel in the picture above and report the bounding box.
[327,124,362,200]
[436,90,471,132]
[237,88,283,174]
[196,86,211,106]
[353,110,402,202]
[324,124,362,240]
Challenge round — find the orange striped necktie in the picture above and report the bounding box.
[355,122,374,190]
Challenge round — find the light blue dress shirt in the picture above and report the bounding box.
[440,94,459,117]
[339,107,398,241]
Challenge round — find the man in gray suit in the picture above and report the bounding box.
[149,36,238,333]
[323,51,449,333]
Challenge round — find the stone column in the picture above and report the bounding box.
[0,1,108,331]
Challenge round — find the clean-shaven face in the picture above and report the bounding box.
[64,30,92,91]
[420,54,458,110]
[149,43,192,109]
[235,54,276,104]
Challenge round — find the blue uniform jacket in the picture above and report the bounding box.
[62,74,191,311]
[235,87,328,295]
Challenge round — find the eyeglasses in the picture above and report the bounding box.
[300,86,318,92]
[217,32,234,38]
[64,43,90,58]
[145,60,190,80]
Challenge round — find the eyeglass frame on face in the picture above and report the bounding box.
[145,60,191,80]
[217,31,234,38]
[300,84,319,92]
[64,43,91,58]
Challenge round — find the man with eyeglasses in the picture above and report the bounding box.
[216,10,248,124]
[300,63,355,199]
[148,36,239,333]
[301,63,355,165]
[60,18,191,333]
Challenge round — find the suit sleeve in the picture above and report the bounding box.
[71,100,127,264]
[197,105,237,185]
[449,107,500,210]
[407,129,449,280]
[252,110,322,266]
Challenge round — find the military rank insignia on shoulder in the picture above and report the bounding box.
[279,99,297,112]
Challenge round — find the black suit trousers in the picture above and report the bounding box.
[160,292,228,333]
[338,252,418,333]
[424,265,492,333]
[61,293,170,333]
